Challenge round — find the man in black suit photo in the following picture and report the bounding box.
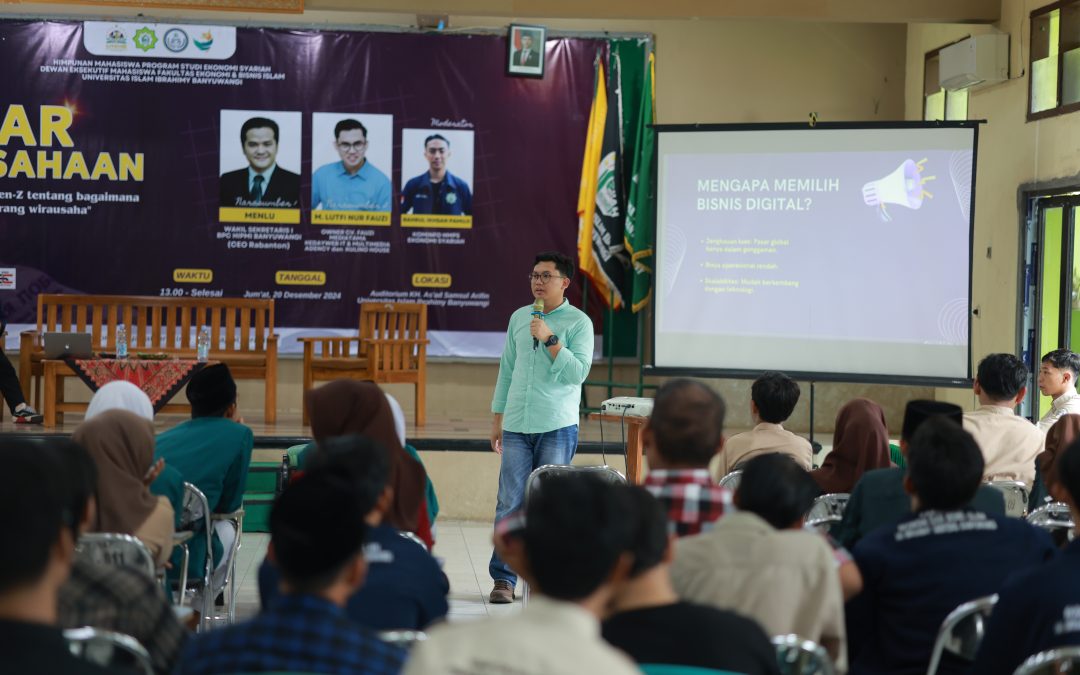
[219,117,301,209]
[512,30,541,68]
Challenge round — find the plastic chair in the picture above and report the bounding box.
[926,594,997,675]
[988,480,1031,518]
[641,666,743,675]
[399,531,429,551]
[1013,646,1080,675]
[377,630,428,650]
[772,634,838,675]
[171,530,194,606]
[64,626,154,675]
[718,469,743,491]
[211,508,245,625]
[805,493,850,532]
[180,482,214,629]
[75,533,156,580]
[1027,502,1075,531]
[519,464,627,607]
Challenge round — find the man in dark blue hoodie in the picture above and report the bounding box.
[0,303,42,423]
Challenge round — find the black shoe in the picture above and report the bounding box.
[13,406,43,424]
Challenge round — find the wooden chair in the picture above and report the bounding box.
[299,302,429,426]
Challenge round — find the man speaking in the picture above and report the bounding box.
[488,251,594,604]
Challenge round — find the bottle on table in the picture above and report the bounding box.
[196,326,210,362]
[115,324,128,359]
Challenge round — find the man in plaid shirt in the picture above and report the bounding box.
[644,379,732,537]
[177,460,405,675]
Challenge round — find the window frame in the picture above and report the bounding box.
[924,39,971,122]
[1028,0,1080,121]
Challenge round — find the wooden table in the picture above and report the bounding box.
[587,412,648,484]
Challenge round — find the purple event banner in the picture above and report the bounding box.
[0,21,606,355]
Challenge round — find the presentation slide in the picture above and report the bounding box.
[655,125,976,382]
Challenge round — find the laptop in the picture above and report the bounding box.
[43,332,94,359]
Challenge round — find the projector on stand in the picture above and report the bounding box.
[600,397,654,418]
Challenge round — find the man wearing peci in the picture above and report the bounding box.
[219,117,301,209]
[400,134,472,216]
[487,251,594,604]
[512,31,541,68]
[312,119,392,212]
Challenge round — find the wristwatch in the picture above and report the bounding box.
[544,334,559,347]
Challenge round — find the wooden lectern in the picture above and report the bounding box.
[588,412,648,484]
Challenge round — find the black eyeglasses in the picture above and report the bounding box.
[528,272,565,283]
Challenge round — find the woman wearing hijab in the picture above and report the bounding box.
[301,380,432,547]
[812,398,892,494]
[72,409,175,567]
[86,381,155,421]
[1036,414,1080,505]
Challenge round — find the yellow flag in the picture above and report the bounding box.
[576,59,608,299]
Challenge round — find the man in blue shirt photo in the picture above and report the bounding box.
[400,134,473,216]
[311,119,393,212]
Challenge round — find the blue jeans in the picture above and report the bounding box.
[489,425,579,586]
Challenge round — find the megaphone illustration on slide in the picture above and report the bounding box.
[861,158,935,222]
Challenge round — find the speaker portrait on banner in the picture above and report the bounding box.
[400,128,474,229]
[218,109,302,224]
[310,112,394,226]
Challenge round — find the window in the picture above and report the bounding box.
[924,48,970,121]
[1030,0,1080,119]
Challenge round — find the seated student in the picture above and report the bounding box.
[72,410,175,567]
[1037,348,1080,431]
[404,474,641,675]
[671,453,847,669]
[834,400,1005,549]
[962,353,1045,487]
[302,380,432,548]
[177,466,405,675]
[643,378,732,537]
[0,305,43,423]
[0,440,113,674]
[714,371,812,476]
[812,398,891,494]
[154,364,253,594]
[53,439,187,675]
[603,487,780,674]
[1036,414,1080,505]
[259,435,449,630]
[971,436,1080,674]
[847,417,1056,675]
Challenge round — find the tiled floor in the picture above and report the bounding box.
[230,520,522,624]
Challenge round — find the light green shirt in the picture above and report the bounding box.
[492,299,594,433]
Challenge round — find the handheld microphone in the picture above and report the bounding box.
[532,299,544,350]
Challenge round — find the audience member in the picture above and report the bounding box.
[643,379,732,537]
[53,439,187,675]
[386,392,440,526]
[85,381,155,421]
[72,409,175,567]
[846,417,1056,675]
[302,380,432,548]
[177,466,405,675]
[1035,414,1080,505]
[0,441,113,673]
[1038,348,1080,432]
[962,353,1045,486]
[714,371,812,475]
[404,474,640,675]
[0,304,43,423]
[259,435,449,630]
[834,400,1004,548]
[671,453,847,668]
[603,487,780,674]
[812,398,891,494]
[971,436,1080,674]
[155,364,253,594]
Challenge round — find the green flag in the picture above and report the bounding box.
[625,52,655,313]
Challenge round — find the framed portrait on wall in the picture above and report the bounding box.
[507,24,546,78]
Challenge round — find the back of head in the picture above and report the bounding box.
[907,416,984,510]
[901,399,963,443]
[735,453,820,529]
[976,353,1027,401]
[305,380,402,453]
[43,439,98,529]
[86,381,154,421]
[649,379,726,467]
[751,372,800,424]
[0,440,71,594]
[1056,437,1080,507]
[1043,348,1080,382]
[271,467,368,594]
[186,363,237,418]
[306,435,391,516]
[622,487,669,578]
[523,473,634,601]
